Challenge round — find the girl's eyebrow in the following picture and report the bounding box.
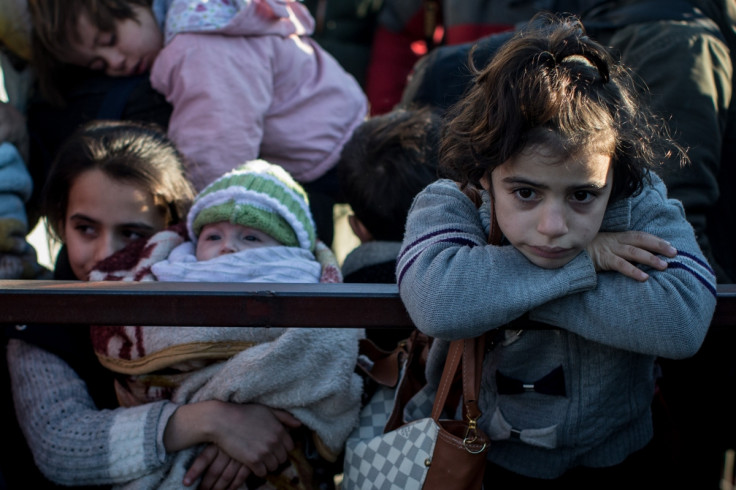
[501,176,548,189]
[68,213,99,223]
[501,176,610,191]
[69,214,157,230]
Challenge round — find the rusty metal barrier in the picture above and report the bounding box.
[0,280,734,328]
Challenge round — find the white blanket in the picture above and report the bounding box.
[151,241,322,283]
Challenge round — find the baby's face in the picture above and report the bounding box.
[484,145,613,269]
[196,222,282,261]
[63,5,163,77]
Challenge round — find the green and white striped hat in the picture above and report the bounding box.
[187,160,316,250]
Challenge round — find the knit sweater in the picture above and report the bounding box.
[397,173,716,479]
[8,338,178,486]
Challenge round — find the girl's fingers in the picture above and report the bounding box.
[199,450,229,490]
[184,444,218,486]
[272,409,302,428]
[609,256,649,282]
[210,459,241,490]
[228,466,251,490]
[619,245,667,271]
[620,231,677,257]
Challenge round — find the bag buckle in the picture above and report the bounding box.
[463,417,487,454]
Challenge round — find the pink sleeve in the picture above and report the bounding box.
[150,34,273,190]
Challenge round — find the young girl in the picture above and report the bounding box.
[28,0,369,243]
[86,159,362,489]
[6,121,303,490]
[396,14,717,486]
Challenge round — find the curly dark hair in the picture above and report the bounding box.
[440,12,686,201]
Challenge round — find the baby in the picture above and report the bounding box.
[152,159,324,284]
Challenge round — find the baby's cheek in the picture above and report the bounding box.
[194,242,208,261]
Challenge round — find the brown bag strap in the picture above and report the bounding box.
[383,184,498,432]
[356,337,406,388]
[384,330,431,432]
[430,335,485,422]
[431,339,464,420]
[462,334,486,422]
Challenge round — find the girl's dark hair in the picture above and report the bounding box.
[28,0,153,104]
[42,120,195,241]
[441,12,686,201]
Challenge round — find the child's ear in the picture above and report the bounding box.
[348,214,373,243]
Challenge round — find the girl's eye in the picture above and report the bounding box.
[571,190,595,203]
[75,225,96,236]
[100,31,116,46]
[204,233,221,241]
[513,188,537,201]
[122,229,152,241]
[243,235,260,242]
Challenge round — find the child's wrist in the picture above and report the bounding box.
[163,400,223,451]
[200,400,228,443]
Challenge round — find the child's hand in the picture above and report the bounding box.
[164,401,301,471]
[585,231,677,282]
[184,444,250,490]
[208,403,301,477]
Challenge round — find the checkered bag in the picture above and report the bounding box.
[344,416,439,489]
[343,337,489,490]
[349,378,399,442]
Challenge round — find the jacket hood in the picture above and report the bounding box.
[153,0,314,44]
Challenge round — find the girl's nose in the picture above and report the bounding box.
[537,202,568,237]
[100,48,127,76]
[94,234,119,264]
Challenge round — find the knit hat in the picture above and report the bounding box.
[187,160,316,250]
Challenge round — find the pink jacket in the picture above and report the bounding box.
[150,0,368,190]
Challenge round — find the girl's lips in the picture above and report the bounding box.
[133,58,148,76]
[529,246,573,259]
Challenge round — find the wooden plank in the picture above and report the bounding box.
[0,280,413,327]
[1,280,734,329]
